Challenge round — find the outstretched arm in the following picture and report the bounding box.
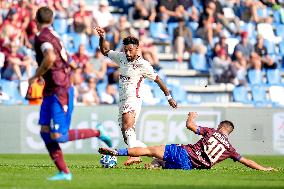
[154,76,177,108]
[95,26,110,56]
[238,157,276,171]
[186,112,198,134]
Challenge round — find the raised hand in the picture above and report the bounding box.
[188,112,198,120]
[168,98,177,109]
[94,26,105,38]
[265,167,278,171]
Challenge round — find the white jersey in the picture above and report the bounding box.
[108,50,158,126]
[107,50,158,101]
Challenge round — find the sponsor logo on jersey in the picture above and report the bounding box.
[120,75,131,82]
[132,64,139,70]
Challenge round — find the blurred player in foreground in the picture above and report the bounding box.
[99,112,275,171]
[95,26,177,166]
[28,7,112,181]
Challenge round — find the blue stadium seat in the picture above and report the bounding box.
[275,24,284,39]
[251,85,270,106]
[96,81,108,99]
[248,70,264,85]
[0,79,24,104]
[168,84,188,105]
[240,22,256,38]
[192,0,203,12]
[72,33,89,52]
[264,40,276,55]
[152,86,168,105]
[61,33,75,54]
[232,86,251,104]
[273,10,281,24]
[192,38,203,45]
[279,40,284,56]
[70,33,94,54]
[167,22,178,42]
[149,22,170,41]
[53,18,68,35]
[188,22,199,37]
[190,53,208,72]
[266,69,281,85]
[257,8,268,18]
[90,35,100,51]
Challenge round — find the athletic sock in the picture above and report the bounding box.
[125,128,137,148]
[46,142,69,174]
[135,140,147,148]
[68,129,100,141]
[117,148,128,156]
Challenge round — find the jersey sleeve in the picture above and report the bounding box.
[40,42,54,53]
[229,147,242,162]
[107,50,122,65]
[142,61,158,80]
[197,126,213,136]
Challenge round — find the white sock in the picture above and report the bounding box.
[125,128,137,148]
[135,140,147,148]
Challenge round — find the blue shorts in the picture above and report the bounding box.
[163,144,193,170]
[38,87,74,134]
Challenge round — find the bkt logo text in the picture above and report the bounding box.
[138,110,221,146]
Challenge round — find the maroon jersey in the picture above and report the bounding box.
[183,127,241,169]
[34,27,71,106]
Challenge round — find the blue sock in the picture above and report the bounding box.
[117,148,128,156]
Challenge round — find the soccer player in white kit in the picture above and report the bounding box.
[95,27,177,166]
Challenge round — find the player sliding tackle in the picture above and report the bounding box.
[100,112,275,171]
[95,27,177,166]
[28,7,112,181]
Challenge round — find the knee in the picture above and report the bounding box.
[40,126,52,143]
[50,132,69,143]
[123,123,133,132]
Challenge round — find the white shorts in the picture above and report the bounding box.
[118,98,142,128]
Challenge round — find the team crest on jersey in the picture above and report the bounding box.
[63,105,68,112]
[54,124,60,131]
[196,150,201,156]
[132,64,139,70]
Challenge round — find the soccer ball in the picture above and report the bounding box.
[100,154,117,168]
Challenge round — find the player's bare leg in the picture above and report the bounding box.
[122,112,142,166]
[99,146,165,169]
[128,146,165,159]
[99,145,165,160]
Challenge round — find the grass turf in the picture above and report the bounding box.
[0,154,283,189]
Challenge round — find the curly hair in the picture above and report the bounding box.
[123,36,139,46]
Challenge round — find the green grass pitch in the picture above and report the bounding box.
[0,154,283,189]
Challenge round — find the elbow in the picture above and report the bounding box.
[49,54,56,63]
[186,123,194,130]
[101,50,108,56]
[49,56,56,66]
[99,47,109,56]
